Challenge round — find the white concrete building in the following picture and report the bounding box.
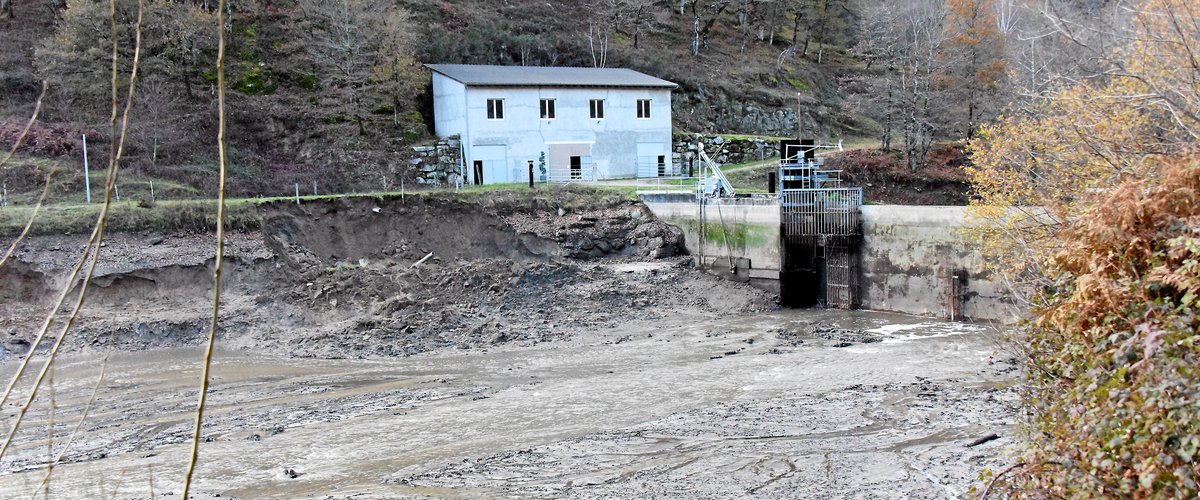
[427,64,677,184]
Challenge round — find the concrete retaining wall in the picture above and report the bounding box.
[860,205,1020,322]
[641,197,1021,322]
[641,193,782,292]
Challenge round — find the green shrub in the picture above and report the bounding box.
[985,157,1200,497]
[373,102,395,115]
[295,73,319,90]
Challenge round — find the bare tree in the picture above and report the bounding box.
[896,0,946,171]
[623,0,659,49]
[994,0,1018,35]
[1002,0,1132,103]
[735,0,778,53]
[758,0,782,45]
[298,0,413,133]
[852,0,903,149]
[582,0,624,67]
[584,21,612,67]
[132,78,186,169]
[685,0,731,56]
[299,0,379,91]
[855,0,947,168]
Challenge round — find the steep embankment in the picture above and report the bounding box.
[0,192,775,359]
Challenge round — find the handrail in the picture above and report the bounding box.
[635,175,698,195]
[546,163,598,184]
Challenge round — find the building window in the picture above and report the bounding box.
[637,99,651,119]
[540,99,555,119]
[486,98,504,120]
[589,99,605,119]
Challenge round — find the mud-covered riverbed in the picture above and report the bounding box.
[0,309,1016,498]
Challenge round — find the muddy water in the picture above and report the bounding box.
[0,310,1016,499]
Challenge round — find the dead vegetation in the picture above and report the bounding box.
[824,144,972,205]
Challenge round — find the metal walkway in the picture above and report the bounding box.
[779,159,862,242]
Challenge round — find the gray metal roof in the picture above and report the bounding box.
[426,64,677,89]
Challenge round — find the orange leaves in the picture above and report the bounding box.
[1000,156,1200,496]
[944,0,1000,47]
[966,2,1200,495]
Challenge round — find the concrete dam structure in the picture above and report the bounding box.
[640,144,1019,322]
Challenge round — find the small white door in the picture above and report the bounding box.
[472,145,508,184]
[636,143,667,177]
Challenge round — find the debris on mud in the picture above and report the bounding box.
[771,322,883,347]
[811,323,883,346]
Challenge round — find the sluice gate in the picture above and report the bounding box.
[778,140,863,309]
[638,138,866,310]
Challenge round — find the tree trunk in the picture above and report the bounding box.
[790,10,801,54]
[393,94,400,127]
[881,90,893,151]
[966,101,976,139]
[182,73,193,98]
[1,0,14,19]
[692,14,701,56]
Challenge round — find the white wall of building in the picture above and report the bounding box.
[434,83,673,184]
[432,73,468,139]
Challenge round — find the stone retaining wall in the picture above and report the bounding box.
[672,133,782,174]
[409,135,464,186]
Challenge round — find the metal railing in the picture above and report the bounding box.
[636,159,674,178]
[547,164,597,184]
[634,176,698,195]
[780,159,846,191]
[780,187,863,238]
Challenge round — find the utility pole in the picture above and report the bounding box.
[796,92,803,140]
[82,134,92,204]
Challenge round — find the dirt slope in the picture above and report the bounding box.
[0,193,775,359]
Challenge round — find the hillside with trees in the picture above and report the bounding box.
[0,0,1095,199]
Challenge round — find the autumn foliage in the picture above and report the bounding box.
[985,156,1200,496]
[966,0,1200,302]
[966,0,1200,496]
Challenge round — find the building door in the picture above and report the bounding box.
[548,143,591,181]
[471,145,508,184]
[636,142,666,178]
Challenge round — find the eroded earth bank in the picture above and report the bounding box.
[0,190,1017,498]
